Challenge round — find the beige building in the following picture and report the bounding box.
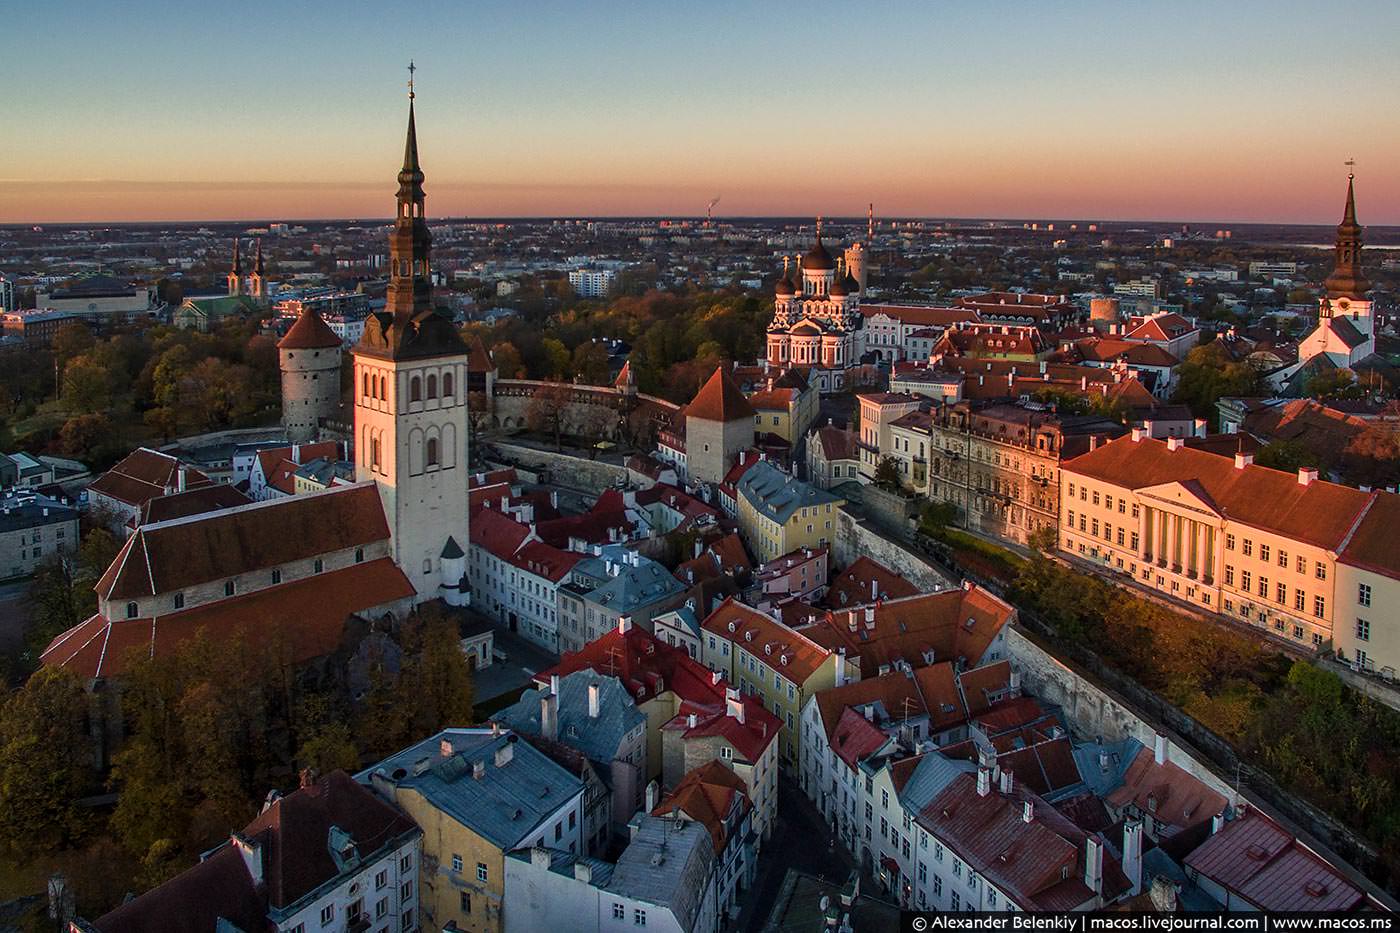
[0,491,78,581]
[735,460,844,564]
[685,366,755,485]
[856,392,923,482]
[747,369,819,446]
[1059,431,1400,658]
[926,402,1124,546]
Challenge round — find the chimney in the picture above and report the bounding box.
[472,760,486,779]
[588,682,601,718]
[834,647,846,687]
[1234,451,1253,470]
[864,606,875,628]
[551,490,559,509]
[531,846,552,870]
[1143,420,1155,438]
[1153,733,1168,766]
[1123,820,1144,897]
[1022,800,1034,823]
[694,537,704,559]
[618,615,633,633]
[999,770,1014,795]
[1084,837,1104,896]
[1130,427,1144,442]
[540,692,559,742]
[687,713,698,728]
[645,780,658,813]
[495,737,515,768]
[574,861,593,884]
[299,767,318,789]
[1193,418,1207,438]
[551,673,561,696]
[977,767,991,797]
[725,687,746,723]
[870,577,878,601]
[231,834,264,885]
[1166,436,1183,451]
[1211,810,1225,835]
[440,737,455,758]
[177,466,187,492]
[1298,467,1318,486]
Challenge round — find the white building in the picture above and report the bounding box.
[569,268,616,298]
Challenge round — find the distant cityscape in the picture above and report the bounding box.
[2,44,1400,933]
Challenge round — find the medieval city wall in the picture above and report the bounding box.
[489,441,628,495]
[832,508,953,592]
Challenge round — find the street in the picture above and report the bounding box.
[472,623,562,704]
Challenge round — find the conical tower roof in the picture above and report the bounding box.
[278,306,341,350]
[686,366,755,423]
[1324,173,1370,299]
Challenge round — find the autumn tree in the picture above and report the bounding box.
[0,667,94,855]
[51,323,95,370]
[572,341,611,385]
[526,381,572,450]
[874,456,903,489]
[58,413,114,461]
[61,355,112,413]
[490,341,524,379]
[401,606,475,737]
[1171,342,1268,423]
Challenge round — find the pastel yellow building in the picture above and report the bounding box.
[735,459,844,564]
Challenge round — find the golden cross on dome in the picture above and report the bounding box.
[408,60,417,99]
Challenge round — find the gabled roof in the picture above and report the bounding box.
[1124,312,1197,343]
[538,623,726,707]
[1103,745,1228,833]
[96,483,390,601]
[686,367,755,423]
[862,304,981,328]
[88,448,211,508]
[664,693,780,764]
[92,838,266,933]
[701,598,832,683]
[467,335,495,373]
[1183,810,1365,911]
[814,425,858,463]
[1063,434,1375,550]
[43,557,414,679]
[493,670,645,764]
[1339,491,1400,576]
[138,484,251,528]
[653,761,751,854]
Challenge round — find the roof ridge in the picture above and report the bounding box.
[139,479,375,534]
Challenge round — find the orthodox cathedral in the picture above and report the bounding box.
[765,217,869,392]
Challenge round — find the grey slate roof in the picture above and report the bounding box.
[357,728,583,851]
[505,846,616,889]
[492,670,645,766]
[736,460,840,525]
[1071,737,1141,799]
[895,749,976,816]
[608,817,714,929]
[0,491,77,534]
[573,544,685,615]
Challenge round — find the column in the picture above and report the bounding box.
[1143,508,1154,560]
[1187,520,1199,577]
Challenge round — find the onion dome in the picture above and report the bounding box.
[803,236,835,271]
[776,274,796,296]
[829,275,849,297]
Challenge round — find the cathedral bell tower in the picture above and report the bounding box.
[1320,169,1372,334]
[227,238,243,296]
[250,237,268,301]
[351,66,471,606]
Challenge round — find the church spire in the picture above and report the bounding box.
[253,237,265,276]
[385,62,432,320]
[227,238,243,296]
[1324,165,1370,300]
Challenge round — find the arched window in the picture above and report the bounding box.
[363,372,371,398]
[126,602,138,619]
[427,374,437,399]
[371,437,381,469]
[426,437,439,466]
[378,375,387,399]
[442,372,454,399]
[410,376,422,402]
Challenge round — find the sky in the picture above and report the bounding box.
[1,0,1398,225]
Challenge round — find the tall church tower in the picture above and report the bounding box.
[1320,170,1373,335]
[351,72,471,606]
[250,237,268,301]
[227,238,243,296]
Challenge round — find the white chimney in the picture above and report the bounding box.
[870,577,878,601]
[977,767,991,797]
[1166,436,1183,451]
[1234,451,1254,470]
[725,687,745,724]
[1143,420,1155,438]
[1211,811,1226,835]
[540,692,559,742]
[531,846,551,869]
[231,835,263,885]
[551,674,561,696]
[1122,820,1144,897]
[999,770,1013,795]
[1130,427,1144,442]
[1153,733,1168,766]
[645,780,658,813]
[1022,800,1034,823]
[1298,467,1318,486]
[573,861,593,884]
[618,615,633,634]
[1084,837,1104,896]
[588,683,601,718]
[495,739,515,768]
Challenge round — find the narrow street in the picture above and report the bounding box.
[735,776,856,933]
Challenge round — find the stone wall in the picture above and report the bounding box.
[833,508,953,592]
[489,442,628,496]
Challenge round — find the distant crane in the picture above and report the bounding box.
[705,195,721,228]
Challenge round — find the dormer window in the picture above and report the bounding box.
[224,580,236,597]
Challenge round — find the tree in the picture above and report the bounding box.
[25,556,82,668]
[490,341,524,379]
[296,722,360,774]
[61,355,111,414]
[571,341,611,385]
[1255,438,1323,474]
[1171,343,1268,423]
[402,607,475,737]
[874,456,902,489]
[0,666,94,855]
[541,337,571,379]
[151,344,194,410]
[1342,426,1400,489]
[58,413,114,460]
[526,382,571,450]
[181,357,256,430]
[1306,369,1363,401]
[51,324,95,370]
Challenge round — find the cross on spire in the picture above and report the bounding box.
[1345,157,1355,180]
[408,60,416,99]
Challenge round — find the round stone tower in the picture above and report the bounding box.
[277,306,343,443]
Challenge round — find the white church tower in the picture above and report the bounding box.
[351,72,471,606]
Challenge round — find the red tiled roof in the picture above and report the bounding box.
[701,598,832,684]
[88,448,211,508]
[538,624,726,708]
[813,673,925,750]
[1340,492,1400,576]
[138,484,251,527]
[276,306,341,349]
[1125,312,1197,343]
[653,760,751,854]
[687,367,755,423]
[822,556,919,609]
[747,387,797,410]
[512,539,584,583]
[666,695,779,765]
[815,425,857,462]
[469,506,531,560]
[1104,745,1228,832]
[829,707,891,769]
[1183,810,1365,912]
[807,585,1014,677]
[92,839,265,933]
[96,483,391,601]
[958,660,1012,716]
[43,557,414,679]
[1064,434,1375,551]
[467,336,495,373]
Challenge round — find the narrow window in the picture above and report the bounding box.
[410,376,422,402]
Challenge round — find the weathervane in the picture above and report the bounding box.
[408,60,416,100]
[1345,157,1355,180]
